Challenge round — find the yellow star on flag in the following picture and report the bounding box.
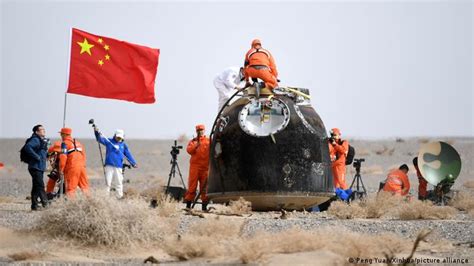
[98,59,104,66]
[104,45,110,51]
[105,54,110,60]
[98,38,103,44]
[77,38,94,56]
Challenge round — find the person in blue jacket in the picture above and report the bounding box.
[23,125,49,210]
[94,128,137,198]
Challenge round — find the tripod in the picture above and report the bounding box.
[349,159,367,200]
[165,148,187,196]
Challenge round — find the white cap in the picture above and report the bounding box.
[114,129,125,139]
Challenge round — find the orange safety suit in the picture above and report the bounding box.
[383,169,410,196]
[46,141,61,193]
[184,136,210,203]
[244,47,279,89]
[415,166,428,199]
[59,137,89,198]
[328,140,349,189]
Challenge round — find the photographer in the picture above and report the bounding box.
[328,128,349,189]
[22,125,49,210]
[184,124,210,211]
[94,128,137,199]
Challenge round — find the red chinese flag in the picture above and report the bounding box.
[67,28,159,104]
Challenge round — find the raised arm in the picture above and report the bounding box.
[94,130,108,146]
[334,141,348,155]
[187,139,199,155]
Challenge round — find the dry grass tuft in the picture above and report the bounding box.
[36,193,177,247]
[239,228,409,263]
[328,192,457,220]
[364,192,407,218]
[450,191,474,216]
[163,216,243,260]
[327,200,367,219]
[162,218,414,264]
[228,197,252,215]
[140,185,164,201]
[154,194,181,217]
[398,200,457,220]
[8,250,45,261]
[123,187,141,199]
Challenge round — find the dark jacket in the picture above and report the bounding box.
[24,134,48,171]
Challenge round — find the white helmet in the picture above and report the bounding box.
[114,129,125,139]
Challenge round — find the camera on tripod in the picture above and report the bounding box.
[353,158,365,169]
[170,140,183,157]
[162,140,186,202]
[349,158,367,200]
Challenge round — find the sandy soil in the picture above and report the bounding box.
[0,138,472,265]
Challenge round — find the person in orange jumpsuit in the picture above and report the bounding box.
[45,141,62,198]
[184,124,210,211]
[58,128,89,198]
[383,164,410,196]
[413,157,428,200]
[328,128,349,189]
[244,39,279,89]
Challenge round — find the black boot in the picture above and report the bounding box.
[47,193,55,201]
[186,201,192,209]
[202,202,208,212]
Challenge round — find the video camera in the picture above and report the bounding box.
[170,140,183,157]
[353,158,365,169]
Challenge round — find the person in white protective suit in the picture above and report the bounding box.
[214,67,246,111]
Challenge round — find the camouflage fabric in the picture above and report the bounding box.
[418,141,461,186]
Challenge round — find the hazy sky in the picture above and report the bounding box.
[1,0,472,139]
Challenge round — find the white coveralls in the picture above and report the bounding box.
[214,67,245,111]
[105,165,125,198]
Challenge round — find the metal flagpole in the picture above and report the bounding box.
[63,28,72,127]
[63,93,68,128]
[59,28,73,198]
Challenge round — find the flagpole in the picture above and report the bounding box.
[63,93,68,128]
[59,28,73,198]
[63,27,72,128]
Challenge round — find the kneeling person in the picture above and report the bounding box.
[383,164,410,196]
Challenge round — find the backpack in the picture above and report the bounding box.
[345,145,355,165]
[20,136,35,164]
